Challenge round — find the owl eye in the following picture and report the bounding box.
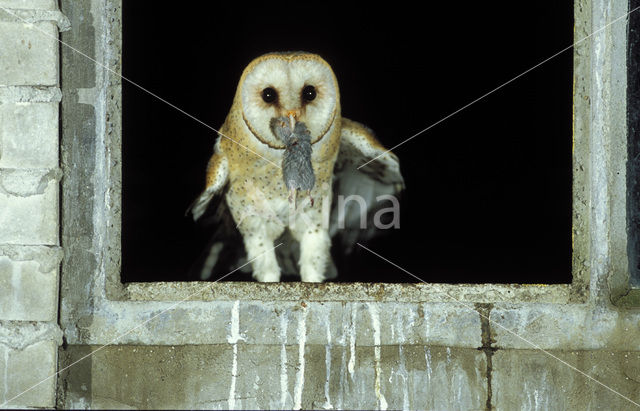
[301,85,316,102]
[262,87,278,103]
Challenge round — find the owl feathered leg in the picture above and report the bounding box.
[297,228,331,282]
[238,216,284,282]
[290,211,330,282]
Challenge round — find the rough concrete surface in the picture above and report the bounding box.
[58,344,488,410]
[0,85,61,102]
[492,350,640,410]
[0,169,59,244]
[491,303,640,351]
[0,0,57,10]
[57,344,640,410]
[0,0,65,408]
[0,21,59,86]
[1,339,58,408]
[0,102,59,169]
[0,256,58,321]
[0,320,62,349]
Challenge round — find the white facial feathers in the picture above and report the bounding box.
[240,54,338,148]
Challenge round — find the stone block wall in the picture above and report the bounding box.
[0,1,66,408]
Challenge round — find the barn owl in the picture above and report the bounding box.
[189,52,404,282]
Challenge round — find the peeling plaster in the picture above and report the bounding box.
[0,321,62,350]
[0,244,62,273]
[0,168,61,197]
[0,7,71,31]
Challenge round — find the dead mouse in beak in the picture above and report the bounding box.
[269,116,315,208]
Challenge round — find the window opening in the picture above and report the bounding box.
[122,3,574,283]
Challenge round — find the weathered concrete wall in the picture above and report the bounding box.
[0,0,638,409]
[54,0,640,409]
[60,344,489,410]
[58,345,640,410]
[0,0,68,408]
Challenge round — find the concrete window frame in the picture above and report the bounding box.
[59,0,640,353]
[623,0,640,303]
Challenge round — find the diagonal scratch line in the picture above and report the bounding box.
[0,7,281,169]
[358,5,640,170]
[356,243,640,408]
[0,243,283,408]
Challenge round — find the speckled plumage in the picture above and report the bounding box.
[191,52,404,282]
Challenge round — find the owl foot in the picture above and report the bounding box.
[299,268,325,282]
[297,230,330,283]
[253,271,281,282]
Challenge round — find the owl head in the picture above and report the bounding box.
[234,52,340,149]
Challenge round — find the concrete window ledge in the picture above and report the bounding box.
[55,0,640,409]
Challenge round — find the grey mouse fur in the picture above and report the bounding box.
[270,117,316,206]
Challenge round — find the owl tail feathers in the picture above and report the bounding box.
[199,241,224,280]
[186,190,215,221]
[325,257,338,280]
[187,238,251,280]
[187,239,224,281]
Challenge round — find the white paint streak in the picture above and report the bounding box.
[348,303,357,377]
[395,314,409,411]
[322,322,334,409]
[226,301,244,410]
[338,337,347,409]
[367,303,387,410]
[293,305,308,410]
[280,313,289,408]
[227,301,243,344]
[398,345,409,410]
[228,344,238,410]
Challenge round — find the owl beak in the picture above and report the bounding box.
[286,110,298,129]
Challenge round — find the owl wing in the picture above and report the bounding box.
[189,149,229,221]
[329,118,405,254]
[187,147,244,280]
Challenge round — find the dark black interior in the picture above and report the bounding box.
[122,2,574,283]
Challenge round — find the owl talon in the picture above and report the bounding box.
[253,271,281,282]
